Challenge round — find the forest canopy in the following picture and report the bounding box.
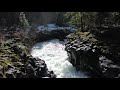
[64,12,120,31]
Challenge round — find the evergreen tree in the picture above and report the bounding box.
[19,12,30,29]
[64,12,97,31]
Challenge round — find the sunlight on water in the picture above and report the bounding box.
[31,39,89,78]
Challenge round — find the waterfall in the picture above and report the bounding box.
[31,39,89,78]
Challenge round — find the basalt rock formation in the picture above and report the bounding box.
[65,30,120,78]
[35,29,71,42]
[0,27,56,78]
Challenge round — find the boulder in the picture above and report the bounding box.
[65,31,120,78]
[0,37,56,78]
[65,38,103,77]
[24,56,56,78]
[5,68,15,78]
[35,28,72,42]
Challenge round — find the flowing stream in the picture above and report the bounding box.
[31,39,89,78]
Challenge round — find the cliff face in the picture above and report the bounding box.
[0,27,56,78]
[65,29,120,78]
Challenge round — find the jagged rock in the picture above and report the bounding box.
[47,70,56,78]
[66,40,100,67]
[12,45,22,54]
[24,56,56,78]
[99,56,120,78]
[5,68,15,78]
[29,57,37,68]
[26,64,35,77]
[21,54,53,78]
[15,70,23,78]
[0,37,56,78]
[65,30,120,78]
[13,38,21,42]
[14,62,24,67]
[65,34,103,77]
[35,29,71,42]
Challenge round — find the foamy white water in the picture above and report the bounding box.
[31,39,89,78]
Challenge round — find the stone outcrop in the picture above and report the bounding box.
[35,29,71,42]
[0,38,56,78]
[0,27,56,78]
[99,56,120,78]
[65,39,102,77]
[65,31,120,78]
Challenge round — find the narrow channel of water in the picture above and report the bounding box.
[31,39,89,78]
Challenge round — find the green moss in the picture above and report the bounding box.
[0,52,4,56]
[0,59,12,67]
[2,49,12,54]
[4,59,12,64]
[0,61,6,67]
[0,38,30,78]
[68,31,98,43]
[14,55,20,61]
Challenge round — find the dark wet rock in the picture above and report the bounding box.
[35,29,72,43]
[5,68,15,78]
[23,56,56,78]
[99,56,120,78]
[14,62,24,67]
[13,38,21,43]
[0,37,56,78]
[65,38,102,77]
[11,45,23,54]
[47,70,56,78]
[26,64,35,77]
[65,31,120,78]
[29,57,37,68]
[25,57,56,78]
[15,70,24,78]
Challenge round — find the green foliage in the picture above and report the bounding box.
[95,12,120,26]
[19,12,30,29]
[64,12,97,31]
[64,12,120,30]
[111,12,120,25]
[64,12,81,27]
[0,39,29,78]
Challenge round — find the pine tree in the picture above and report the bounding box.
[19,12,30,29]
[64,12,97,31]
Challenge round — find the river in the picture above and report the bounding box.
[31,39,89,78]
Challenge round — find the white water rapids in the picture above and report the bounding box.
[31,39,89,78]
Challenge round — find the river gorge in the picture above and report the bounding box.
[31,39,89,78]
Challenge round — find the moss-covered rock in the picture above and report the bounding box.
[0,36,56,78]
[65,31,120,78]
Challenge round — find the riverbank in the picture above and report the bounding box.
[0,26,56,78]
[0,25,75,78]
[1,25,120,78]
[65,27,120,78]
